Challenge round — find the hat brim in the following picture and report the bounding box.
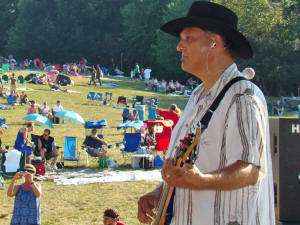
[160,17,253,59]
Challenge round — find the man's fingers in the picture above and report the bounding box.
[138,201,154,224]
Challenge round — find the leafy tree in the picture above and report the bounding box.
[121,0,170,73]
[0,0,18,56]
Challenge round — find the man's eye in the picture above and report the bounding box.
[186,36,192,42]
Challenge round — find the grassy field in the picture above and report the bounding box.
[0,71,189,225]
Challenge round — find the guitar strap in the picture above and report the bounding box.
[164,76,248,225]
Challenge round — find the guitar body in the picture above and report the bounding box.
[154,128,201,225]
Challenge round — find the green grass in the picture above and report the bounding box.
[0,71,297,225]
[0,71,188,225]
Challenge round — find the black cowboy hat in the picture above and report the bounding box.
[160,1,253,59]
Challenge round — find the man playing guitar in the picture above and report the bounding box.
[138,2,275,225]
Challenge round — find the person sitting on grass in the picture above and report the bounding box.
[20,91,29,105]
[83,128,107,159]
[0,85,8,98]
[7,164,41,225]
[122,105,130,122]
[39,101,53,119]
[27,102,37,114]
[37,129,58,170]
[14,122,35,164]
[103,208,126,225]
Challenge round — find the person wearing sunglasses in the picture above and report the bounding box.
[37,129,58,170]
[7,164,41,225]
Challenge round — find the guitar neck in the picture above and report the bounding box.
[153,128,201,225]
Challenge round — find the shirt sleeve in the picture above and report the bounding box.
[224,94,267,173]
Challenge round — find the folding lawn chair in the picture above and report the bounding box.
[82,134,104,167]
[103,92,113,105]
[7,95,17,105]
[62,136,81,166]
[94,93,103,103]
[83,120,108,166]
[1,150,26,178]
[87,92,95,104]
[117,96,127,105]
[120,132,142,160]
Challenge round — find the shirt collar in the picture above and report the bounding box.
[191,63,241,105]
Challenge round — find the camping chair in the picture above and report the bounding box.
[82,134,104,167]
[2,75,8,85]
[87,92,95,104]
[6,95,17,105]
[133,95,144,107]
[94,93,103,103]
[120,132,142,161]
[104,92,113,105]
[62,136,81,166]
[1,150,26,178]
[147,120,173,159]
[117,96,127,105]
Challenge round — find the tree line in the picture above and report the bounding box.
[0,0,299,96]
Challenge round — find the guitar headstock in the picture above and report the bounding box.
[175,127,201,165]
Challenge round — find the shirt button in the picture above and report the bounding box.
[185,123,189,127]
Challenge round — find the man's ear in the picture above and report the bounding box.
[211,34,224,49]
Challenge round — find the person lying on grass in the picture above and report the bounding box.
[47,79,69,93]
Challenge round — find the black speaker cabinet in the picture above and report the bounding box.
[269,118,300,224]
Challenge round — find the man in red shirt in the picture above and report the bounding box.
[103,208,126,225]
[156,104,181,129]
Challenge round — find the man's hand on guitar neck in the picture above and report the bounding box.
[138,183,163,224]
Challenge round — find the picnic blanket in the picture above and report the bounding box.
[51,89,81,93]
[80,81,118,87]
[0,104,11,110]
[35,169,162,185]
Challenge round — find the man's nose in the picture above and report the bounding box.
[176,40,184,52]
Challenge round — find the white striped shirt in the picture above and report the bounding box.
[168,64,275,225]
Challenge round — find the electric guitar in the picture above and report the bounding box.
[154,127,201,225]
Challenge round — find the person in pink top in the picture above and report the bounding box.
[27,102,37,114]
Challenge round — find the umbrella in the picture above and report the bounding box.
[54,110,85,125]
[84,120,108,129]
[117,120,144,130]
[24,113,54,128]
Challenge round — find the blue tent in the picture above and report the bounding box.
[84,120,108,129]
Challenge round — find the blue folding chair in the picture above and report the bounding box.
[94,93,103,103]
[87,92,95,104]
[103,92,113,105]
[120,133,142,160]
[63,136,80,166]
[7,95,17,105]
